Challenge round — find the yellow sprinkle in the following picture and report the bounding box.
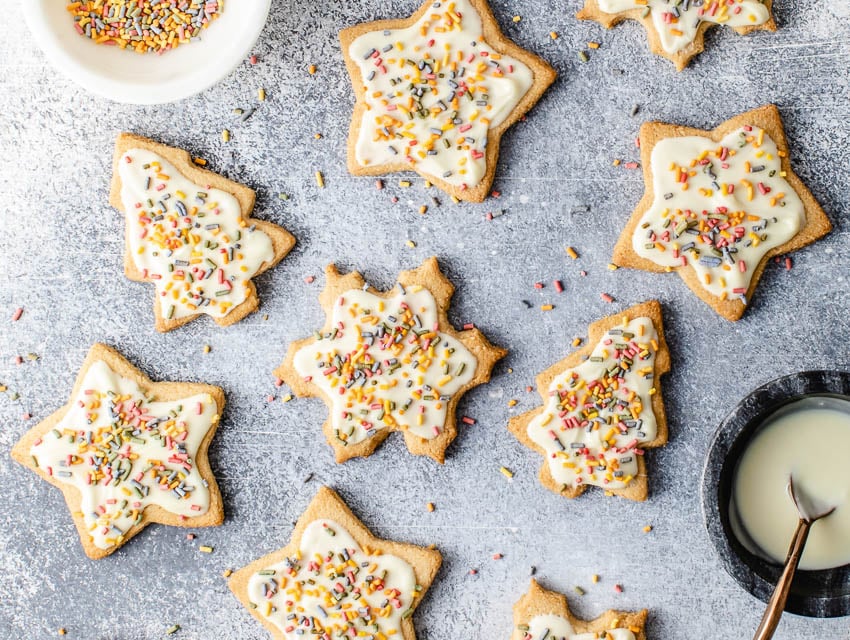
[314,133,322,139]
[427,502,435,512]
[406,240,417,248]
[308,64,317,75]
[258,87,266,101]
[192,157,207,166]
[221,129,231,143]
[222,568,233,578]
[199,545,214,553]
[588,41,600,49]
[541,304,554,311]
[399,180,412,188]
[607,263,619,271]
[507,399,518,407]
[612,158,621,166]
[499,466,514,479]
[315,171,325,188]
[643,525,653,533]
[512,15,522,22]
[592,574,599,583]
[419,205,428,214]
[281,394,293,403]
[566,246,579,260]
[203,345,211,354]
[58,630,66,637]
[572,337,582,347]
[550,31,559,39]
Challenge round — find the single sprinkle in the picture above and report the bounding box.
[499,466,514,479]
[541,304,554,311]
[427,502,435,512]
[223,569,233,578]
[192,157,207,166]
[643,524,653,533]
[166,624,181,635]
[492,553,503,560]
[308,64,317,75]
[574,586,585,596]
[221,129,231,143]
[566,246,579,260]
[203,345,211,354]
[601,292,615,303]
[199,545,214,554]
[578,50,589,63]
[258,87,266,102]
[11,307,23,322]
[614,584,623,594]
[315,171,325,188]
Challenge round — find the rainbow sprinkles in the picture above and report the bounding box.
[66,0,224,54]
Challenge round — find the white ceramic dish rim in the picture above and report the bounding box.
[20,0,271,105]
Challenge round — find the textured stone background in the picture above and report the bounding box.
[1,1,849,638]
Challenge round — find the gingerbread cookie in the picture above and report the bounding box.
[612,105,831,321]
[10,343,225,559]
[577,0,776,70]
[276,257,506,463]
[512,579,647,640]
[229,486,441,640]
[340,0,556,202]
[109,132,296,332]
[509,301,670,502]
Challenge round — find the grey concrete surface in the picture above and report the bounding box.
[1,1,849,638]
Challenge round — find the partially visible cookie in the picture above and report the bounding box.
[512,579,647,640]
[577,0,776,70]
[509,300,670,502]
[340,0,556,202]
[276,257,506,463]
[110,132,296,332]
[229,486,442,640]
[612,105,831,321]
[9,343,225,559]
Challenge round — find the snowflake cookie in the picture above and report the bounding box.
[10,343,225,559]
[578,0,776,70]
[512,579,648,640]
[229,486,441,640]
[340,0,556,201]
[612,105,831,321]
[509,300,670,501]
[276,257,506,463]
[109,133,296,332]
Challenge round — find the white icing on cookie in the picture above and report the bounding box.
[598,0,771,54]
[633,126,804,303]
[246,519,417,638]
[527,316,659,491]
[294,286,477,445]
[119,148,274,320]
[348,0,534,188]
[524,613,636,640]
[30,360,218,550]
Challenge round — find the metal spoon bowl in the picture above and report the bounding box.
[752,475,837,640]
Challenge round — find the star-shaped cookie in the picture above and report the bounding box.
[276,257,506,463]
[229,486,441,640]
[10,343,225,559]
[577,0,776,70]
[612,105,831,321]
[340,0,556,202]
[110,132,296,332]
[512,579,647,640]
[509,301,670,502]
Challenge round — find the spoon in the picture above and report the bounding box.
[752,475,836,640]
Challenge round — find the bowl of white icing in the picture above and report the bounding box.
[21,0,270,104]
[702,371,850,617]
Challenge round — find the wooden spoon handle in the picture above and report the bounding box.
[752,518,812,640]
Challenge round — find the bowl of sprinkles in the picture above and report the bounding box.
[22,0,270,104]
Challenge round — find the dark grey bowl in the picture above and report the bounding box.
[701,370,850,618]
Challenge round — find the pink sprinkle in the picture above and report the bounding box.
[15,355,22,365]
[274,378,284,387]
[554,280,564,293]
[469,569,478,575]
[485,212,493,221]
[624,161,640,169]
[266,395,275,402]
[22,413,32,420]
[187,533,196,540]
[304,275,315,284]
[492,553,503,560]
[461,416,476,425]
[580,270,587,277]
[11,307,23,322]
[249,54,258,65]
[614,584,623,593]
[375,179,384,190]
[785,256,793,271]
[601,293,615,303]
[463,323,475,330]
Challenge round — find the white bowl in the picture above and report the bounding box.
[21,0,271,104]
